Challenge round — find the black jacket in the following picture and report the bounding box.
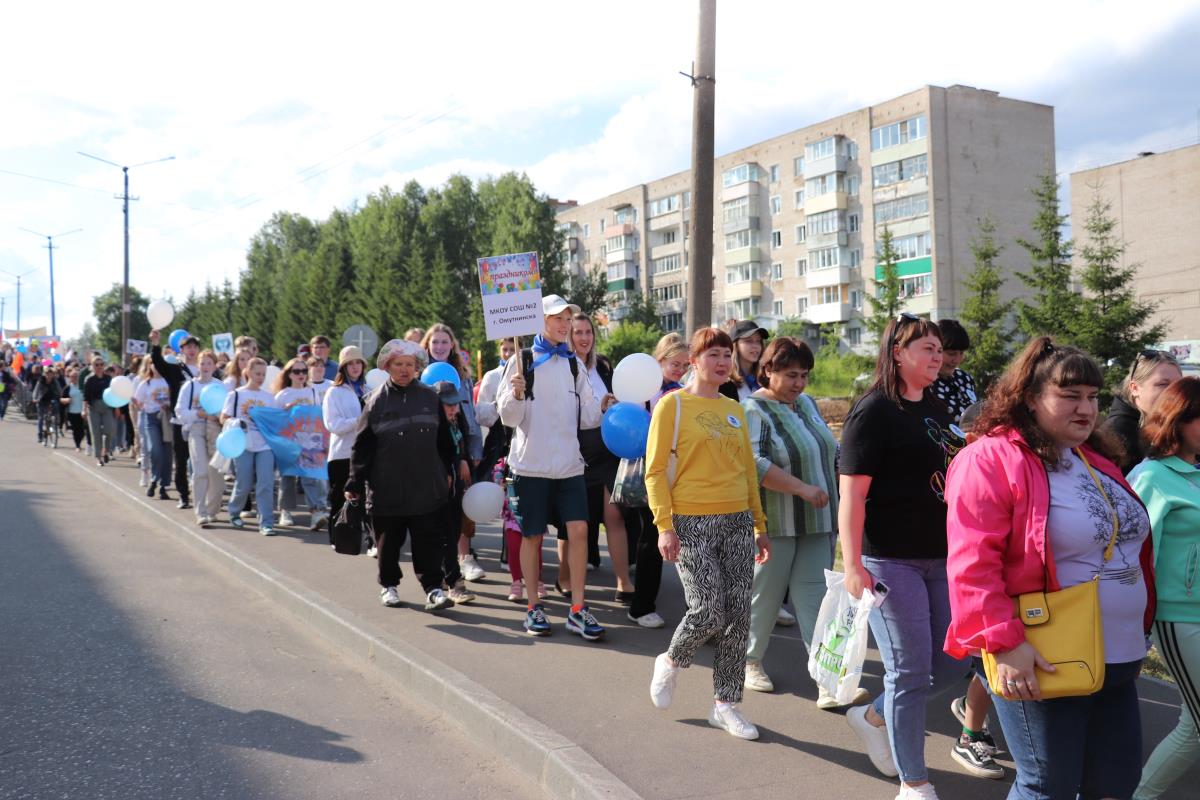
[151,345,197,419]
[346,379,459,517]
[1100,395,1144,474]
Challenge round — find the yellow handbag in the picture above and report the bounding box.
[982,448,1119,700]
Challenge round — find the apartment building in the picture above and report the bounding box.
[1069,143,1200,358]
[556,84,1055,350]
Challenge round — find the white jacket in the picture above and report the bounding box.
[323,383,363,462]
[475,363,505,429]
[497,352,601,479]
[174,377,221,437]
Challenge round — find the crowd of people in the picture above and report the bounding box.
[3,298,1198,800]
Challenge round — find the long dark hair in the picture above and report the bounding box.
[871,313,942,405]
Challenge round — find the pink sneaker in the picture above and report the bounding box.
[507,579,524,602]
[537,581,548,599]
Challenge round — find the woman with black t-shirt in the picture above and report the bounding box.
[839,313,969,800]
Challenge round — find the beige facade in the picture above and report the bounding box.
[556,84,1055,351]
[1069,144,1200,352]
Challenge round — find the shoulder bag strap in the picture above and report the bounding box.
[1075,448,1121,565]
[667,392,682,488]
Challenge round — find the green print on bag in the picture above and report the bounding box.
[814,605,859,678]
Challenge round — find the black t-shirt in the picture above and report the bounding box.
[83,374,111,404]
[838,389,965,559]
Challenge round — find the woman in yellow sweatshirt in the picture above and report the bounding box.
[645,326,771,741]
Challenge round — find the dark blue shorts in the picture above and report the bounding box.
[511,474,588,538]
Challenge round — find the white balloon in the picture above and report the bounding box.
[109,374,135,400]
[462,481,505,523]
[264,365,282,387]
[612,353,662,405]
[146,300,175,330]
[365,368,388,389]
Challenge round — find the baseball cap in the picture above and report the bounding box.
[542,294,581,317]
[433,380,463,405]
[728,319,769,343]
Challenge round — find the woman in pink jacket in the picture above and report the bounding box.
[944,337,1156,800]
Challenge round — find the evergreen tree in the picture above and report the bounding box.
[866,225,902,339]
[625,290,661,328]
[92,283,151,356]
[598,322,662,363]
[1015,172,1078,340]
[960,217,1013,392]
[1071,190,1165,383]
[568,265,609,318]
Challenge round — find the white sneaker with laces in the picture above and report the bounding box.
[708,702,759,740]
[744,660,774,693]
[459,554,486,581]
[776,607,796,627]
[896,782,940,800]
[817,686,871,709]
[628,611,666,629]
[380,586,402,607]
[310,510,328,530]
[447,582,476,604]
[366,546,378,558]
[278,510,294,528]
[649,653,680,709]
[846,705,898,777]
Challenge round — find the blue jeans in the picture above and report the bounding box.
[981,660,1143,800]
[279,475,327,512]
[862,555,970,783]
[140,411,172,487]
[229,449,276,528]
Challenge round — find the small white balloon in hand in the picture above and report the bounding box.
[462,481,505,523]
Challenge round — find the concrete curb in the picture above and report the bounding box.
[56,452,642,800]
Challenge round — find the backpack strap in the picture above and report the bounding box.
[521,346,581,431]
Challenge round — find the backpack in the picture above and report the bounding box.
[519,347,581,431]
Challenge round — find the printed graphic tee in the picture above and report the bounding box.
[838,389,965,558]
[134,377,170,414]
[221,387,277,452]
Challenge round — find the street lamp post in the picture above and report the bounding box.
[78,152,174,365]
[0,267,37,333]
[19,227,82,338]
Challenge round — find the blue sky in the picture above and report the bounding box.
[1,0,1197,341]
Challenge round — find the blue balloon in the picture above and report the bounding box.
[102,386,129,408]
[16,345,27,354]
[168,328,190,352]
[601,401,652,460]
[216,426,247,459]
[200,383,228,416]
[51,354,62,362]
[421,361,462,390]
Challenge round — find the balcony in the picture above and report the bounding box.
[606,222,635,237]
[606,246,635,265]
[807,301,852,324]
[648,210,684,231]
[872,176,929,205]
[806,265,851,289]
[807,229,848,249]
[722,214,759,235]
[608,303,630,321]
[566,236,579,252]
[725,280,762,301]
[804,191,847,216]
[659,297,686,314]
[649,241,682,262]
[724,245,761,265]
[608,278,637,293]
[806,153,847,177]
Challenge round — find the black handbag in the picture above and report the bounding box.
[333,499,371,555]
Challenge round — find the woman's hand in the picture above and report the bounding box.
[844,563,876,601]
[658,529,680,562]
[149,329,160,345]
[510,373,526,400]
[991,642,1056,701]
[797,482,829,508]
[754,533,771,565]
[600,393,618,412]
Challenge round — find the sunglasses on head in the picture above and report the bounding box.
[1128,349,1175,378]
[886,311,923,353]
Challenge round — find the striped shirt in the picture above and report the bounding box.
[743,392,839,538]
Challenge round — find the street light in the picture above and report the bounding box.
[78,151,175,365]
[0,267,37,333]
[19,226,82,338]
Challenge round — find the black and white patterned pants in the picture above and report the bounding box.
[666,511,755,703]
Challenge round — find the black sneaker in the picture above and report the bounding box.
[951,733,1005,780]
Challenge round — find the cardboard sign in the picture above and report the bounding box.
[212,332,234,356]
[126,339,148,355]
[476,251,543,340]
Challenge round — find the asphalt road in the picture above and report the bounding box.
[0,418,539,800]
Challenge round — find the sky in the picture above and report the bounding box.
[1,0,1198,341]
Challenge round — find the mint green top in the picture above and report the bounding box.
[1129,456,1200,623]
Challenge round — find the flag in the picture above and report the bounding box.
[249,404,329,480]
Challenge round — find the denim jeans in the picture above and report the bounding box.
[279,474,326,512]
[981,659,1143,800]
[229,449,276,528]
[140,411,172,487]
[862,555,970,784]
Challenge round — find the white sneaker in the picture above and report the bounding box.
[425,588,454,611]
[447,581,476,604]
[196,516,209,527]
[239,510,257,520]
[708,702,759,740]
[260,526,275,537]
[366,546,378,559]
[310,510,328,530]
[744,660,774,693]
[817,686,871,710]
[459,554,486,581]
[846,704,898,777]
[627,611,666,629]
[896,783,940,800]
[278,510,294,528]
[380,586,402,607]
[649,653,680,709]
[776,607,796,627]
[138,473,148,488]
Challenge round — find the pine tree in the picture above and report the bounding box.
[866,225,902,339]
[960,217,1013,392]
[1015,172,1078,340]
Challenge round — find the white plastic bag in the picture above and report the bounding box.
[808,569,881,705]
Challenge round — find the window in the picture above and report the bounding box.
[769,164,780,183]
[796,258,807,276]
[771,230,782,249]
[724,229,759,251]
[651,283,684,302]
[805,137,836,161]
[771,262,783,280]
[849,249,861,268]
[769,195,782,215]
[874,194,929,225]
[850,289,863,310]
[653,254,682,275]
[872,153,929,187]
[660,312,683,332]
[807,210,844,235]
[871,115,927,151]
[847,176,859,196]
[773,300,784,316]
[600,244,607,257]
[879,232,933,260]
[722,195,751,225]
[814,286,841,305]
[847,327,862,346]
[811,246,841,269]
[726,298,760,319]
[722,163,760,187]
[797,297,809,316]
[683,191,691,208]
[583,223,590,238]
[805,172,844,197]
[794,189,805,208]
[606,263,638,281]
[793,156,805,176]
[607,233,634,252]
[898,273,934,298]
[848,213,859,232]
[662,230,677,244]
[614,206,636,225]
[726,263,761,283]
[794,224,807,243]
[648,195,680,217]
[599,218,606,233]
[847,141,859,160]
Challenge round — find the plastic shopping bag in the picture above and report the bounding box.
[808,569,882,706]
[611,457,648,508]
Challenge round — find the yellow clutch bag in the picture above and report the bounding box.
[982,448,1116,700]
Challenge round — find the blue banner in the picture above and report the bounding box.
[249,405,330,480]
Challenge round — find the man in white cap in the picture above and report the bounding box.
[345,339,462,611]
[498,294,613,639]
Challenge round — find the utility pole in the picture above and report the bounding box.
[0,268,36,332]
[20,227,82,338]
[79,151,174,365]
[684,0,716,337]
